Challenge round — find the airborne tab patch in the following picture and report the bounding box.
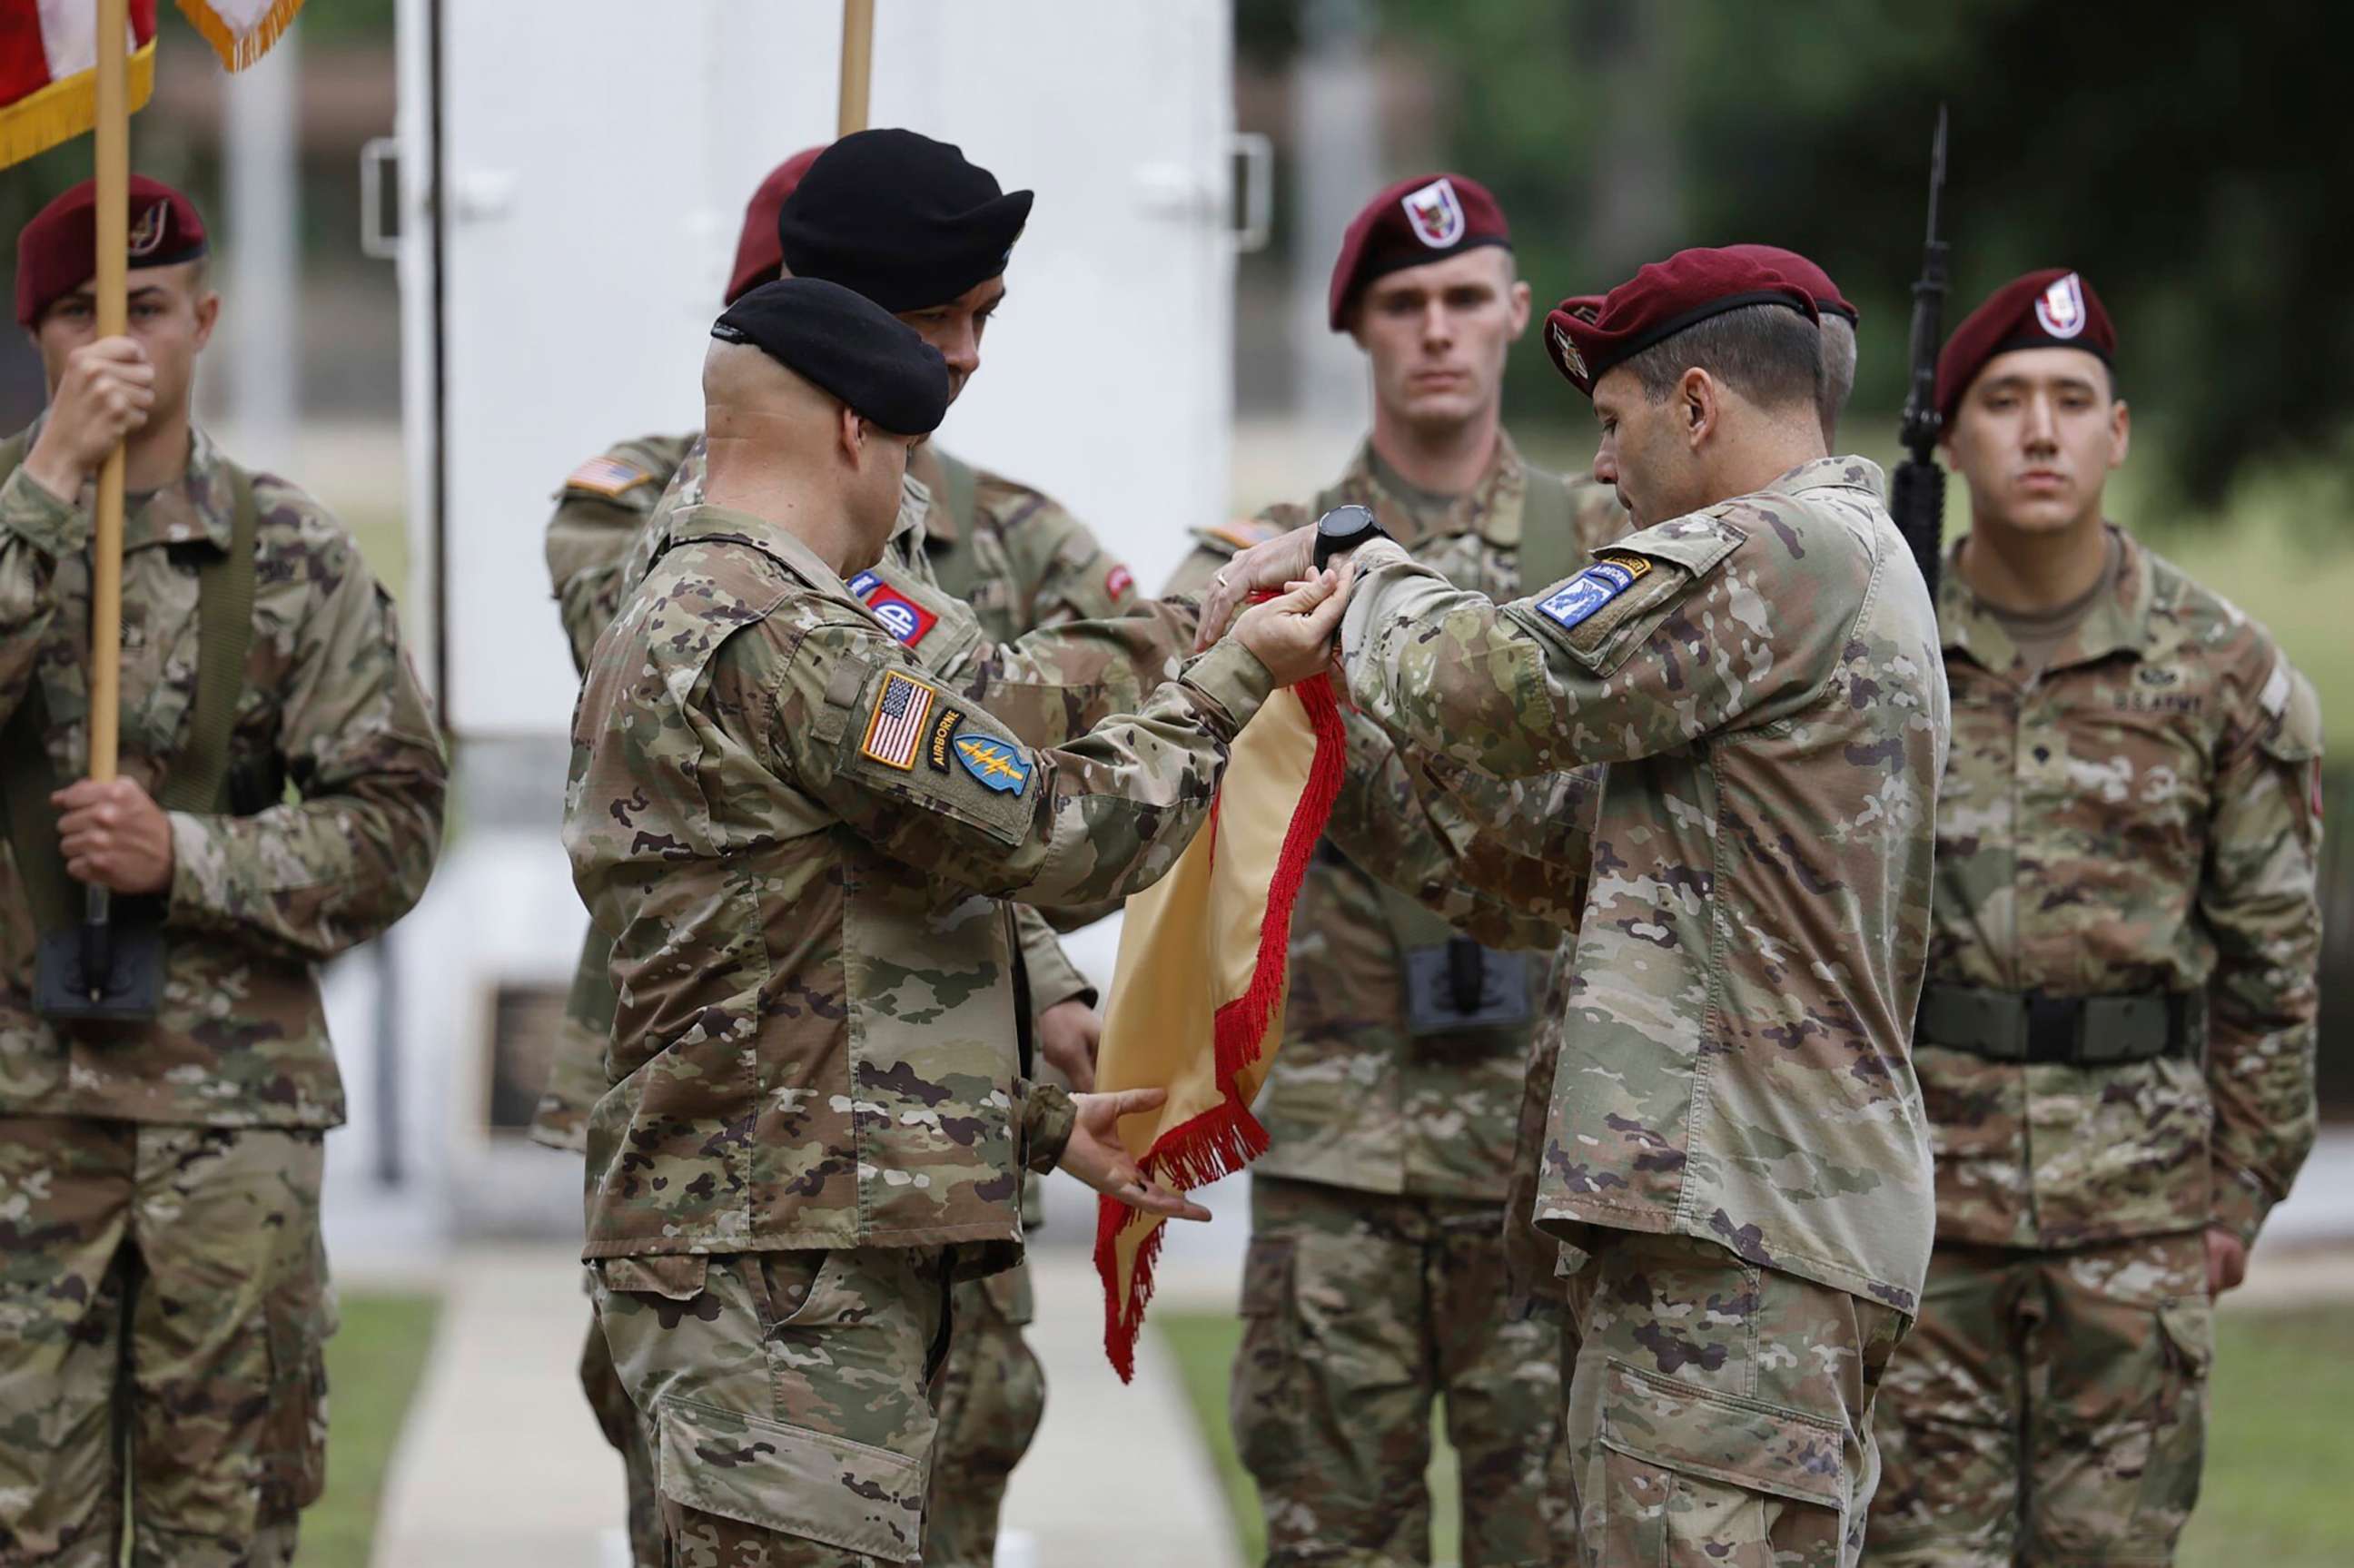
[954,733,1033,795]
[860,671,937,771]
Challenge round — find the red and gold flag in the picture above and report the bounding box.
[1093,669,1346,1381]
[0,0,156,167]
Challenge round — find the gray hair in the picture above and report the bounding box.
[1619,301,1822,417]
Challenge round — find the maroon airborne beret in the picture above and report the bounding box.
[1721,243,1857,324]
[15,174,208,329]
[1935,268,2114,421]
[1327,172,1511,331]
[725,145,828,307]
[1544,246,1820,396]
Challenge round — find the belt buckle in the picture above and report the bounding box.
[2023,994,2081,1064]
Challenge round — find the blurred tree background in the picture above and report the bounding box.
[1246,0,2354,515]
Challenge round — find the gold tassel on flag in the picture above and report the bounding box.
[176,0,305,73]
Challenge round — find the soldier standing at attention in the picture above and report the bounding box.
[1203,245,1949,1566]
[538,133,1129,1568]
[0,178,447,1564]
[1170,172,1616,1568]
[569,278,1349,1568]
[1863,272,2321,1567]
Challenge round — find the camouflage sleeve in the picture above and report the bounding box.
[1017,903,1096,1011]
[1321,704,1572,950]
[1503,946,1577,1305]
[0,466,87,725]
[1339,520,1837,780]
[1161,508,1311,597]
[1021,1080,1078,1174]
[545,434,694,674]
[165,501,449,962]
[756,614,1271,909]
[2201,655,2323,1247]
[940,597,1203,750]
[979,478,1141,626]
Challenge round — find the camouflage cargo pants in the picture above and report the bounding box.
[584,1259,1043,1568]
[1560,1229,1907,1568]
[1231,1175,1576,1566]
[591,1246,955,1566]
[0,1119,332,1568]
[924,1267,1046,1568]
[1863,1231,2211,1566]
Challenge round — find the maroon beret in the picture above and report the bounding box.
[1935,268,2113,421]
[1327,172,1510,331]
[1721,243,1857,324]
[725,145,828,306]
[15,174,207,329]
[1544,246,1819,396]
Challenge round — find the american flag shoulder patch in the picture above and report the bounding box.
[565,455,656,499]
[859,670,938,771]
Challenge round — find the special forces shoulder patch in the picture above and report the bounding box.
[565,454,657,500]
[860,670,938,771]
[954,733,1033,796]
[1538,551,1652,631]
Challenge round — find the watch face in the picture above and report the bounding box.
[1318,503,1376,539]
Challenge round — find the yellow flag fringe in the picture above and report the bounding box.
[176,0,305,73]
[0,42,153,170]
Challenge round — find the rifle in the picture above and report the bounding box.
[1890,106,1949,602]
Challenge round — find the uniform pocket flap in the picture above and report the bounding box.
[596,1253,710,1302]
[2156,1297,2215,1378]
[657,1396,926,1563]
[1598,1360,1846,1512]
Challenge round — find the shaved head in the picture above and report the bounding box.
[700,339,916,575]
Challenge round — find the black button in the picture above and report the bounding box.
[2033,745,2051,763]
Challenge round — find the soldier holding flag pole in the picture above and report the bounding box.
[0,4,446,1561]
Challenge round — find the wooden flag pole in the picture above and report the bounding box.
[90,0,129,785]
[837,0,874,136]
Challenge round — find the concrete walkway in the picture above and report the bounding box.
[366,1241,1242,1568]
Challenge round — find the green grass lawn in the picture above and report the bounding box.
[300,1290,441,1568]
[1161,1300,2354,1568]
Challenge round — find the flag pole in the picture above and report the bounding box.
[837,0,874,135]
[91,0,128,785]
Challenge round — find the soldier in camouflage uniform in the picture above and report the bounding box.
[1862,272,2322,1567]
[0,180,446,1565]
[539,134,1158,1568]
[568,279,1347,1565]
[1204,246,1949,1568]
[1168,173,1616,1567]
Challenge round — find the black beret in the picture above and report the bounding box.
[776,128,1034,313]
[713,278,952,435]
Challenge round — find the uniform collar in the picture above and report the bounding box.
[23,418,234,555]
[906,443,958,546]
[1939,522,2153,675]
[1343,428,1528,549]
[669,502,861,600]
[1762,453,1886,502]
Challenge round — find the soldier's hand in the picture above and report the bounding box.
[1232,567,1351,686]
[25,338,156,499]
[1036,998,1101,1092]
[1061,1087,1212,1221]
[2204,1225,2249,1296]
[53,776,174,895]
[1193,523,1320,651]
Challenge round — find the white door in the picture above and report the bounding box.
[400,0,1237,739]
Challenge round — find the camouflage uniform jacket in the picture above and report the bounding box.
[1167,433,1621,1198]
[0,424,447,1128]
[1924,526,2322,1250]
[907,442,1140,642]
[563,501,1270,1267]
[529,436,1154,1149]
[1341,455,1949,1312]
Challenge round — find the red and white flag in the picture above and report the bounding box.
[0,0,158,168]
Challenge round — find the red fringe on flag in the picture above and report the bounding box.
[1095,671,1349,1383]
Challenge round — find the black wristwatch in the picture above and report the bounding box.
[1312,503,1387,570]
